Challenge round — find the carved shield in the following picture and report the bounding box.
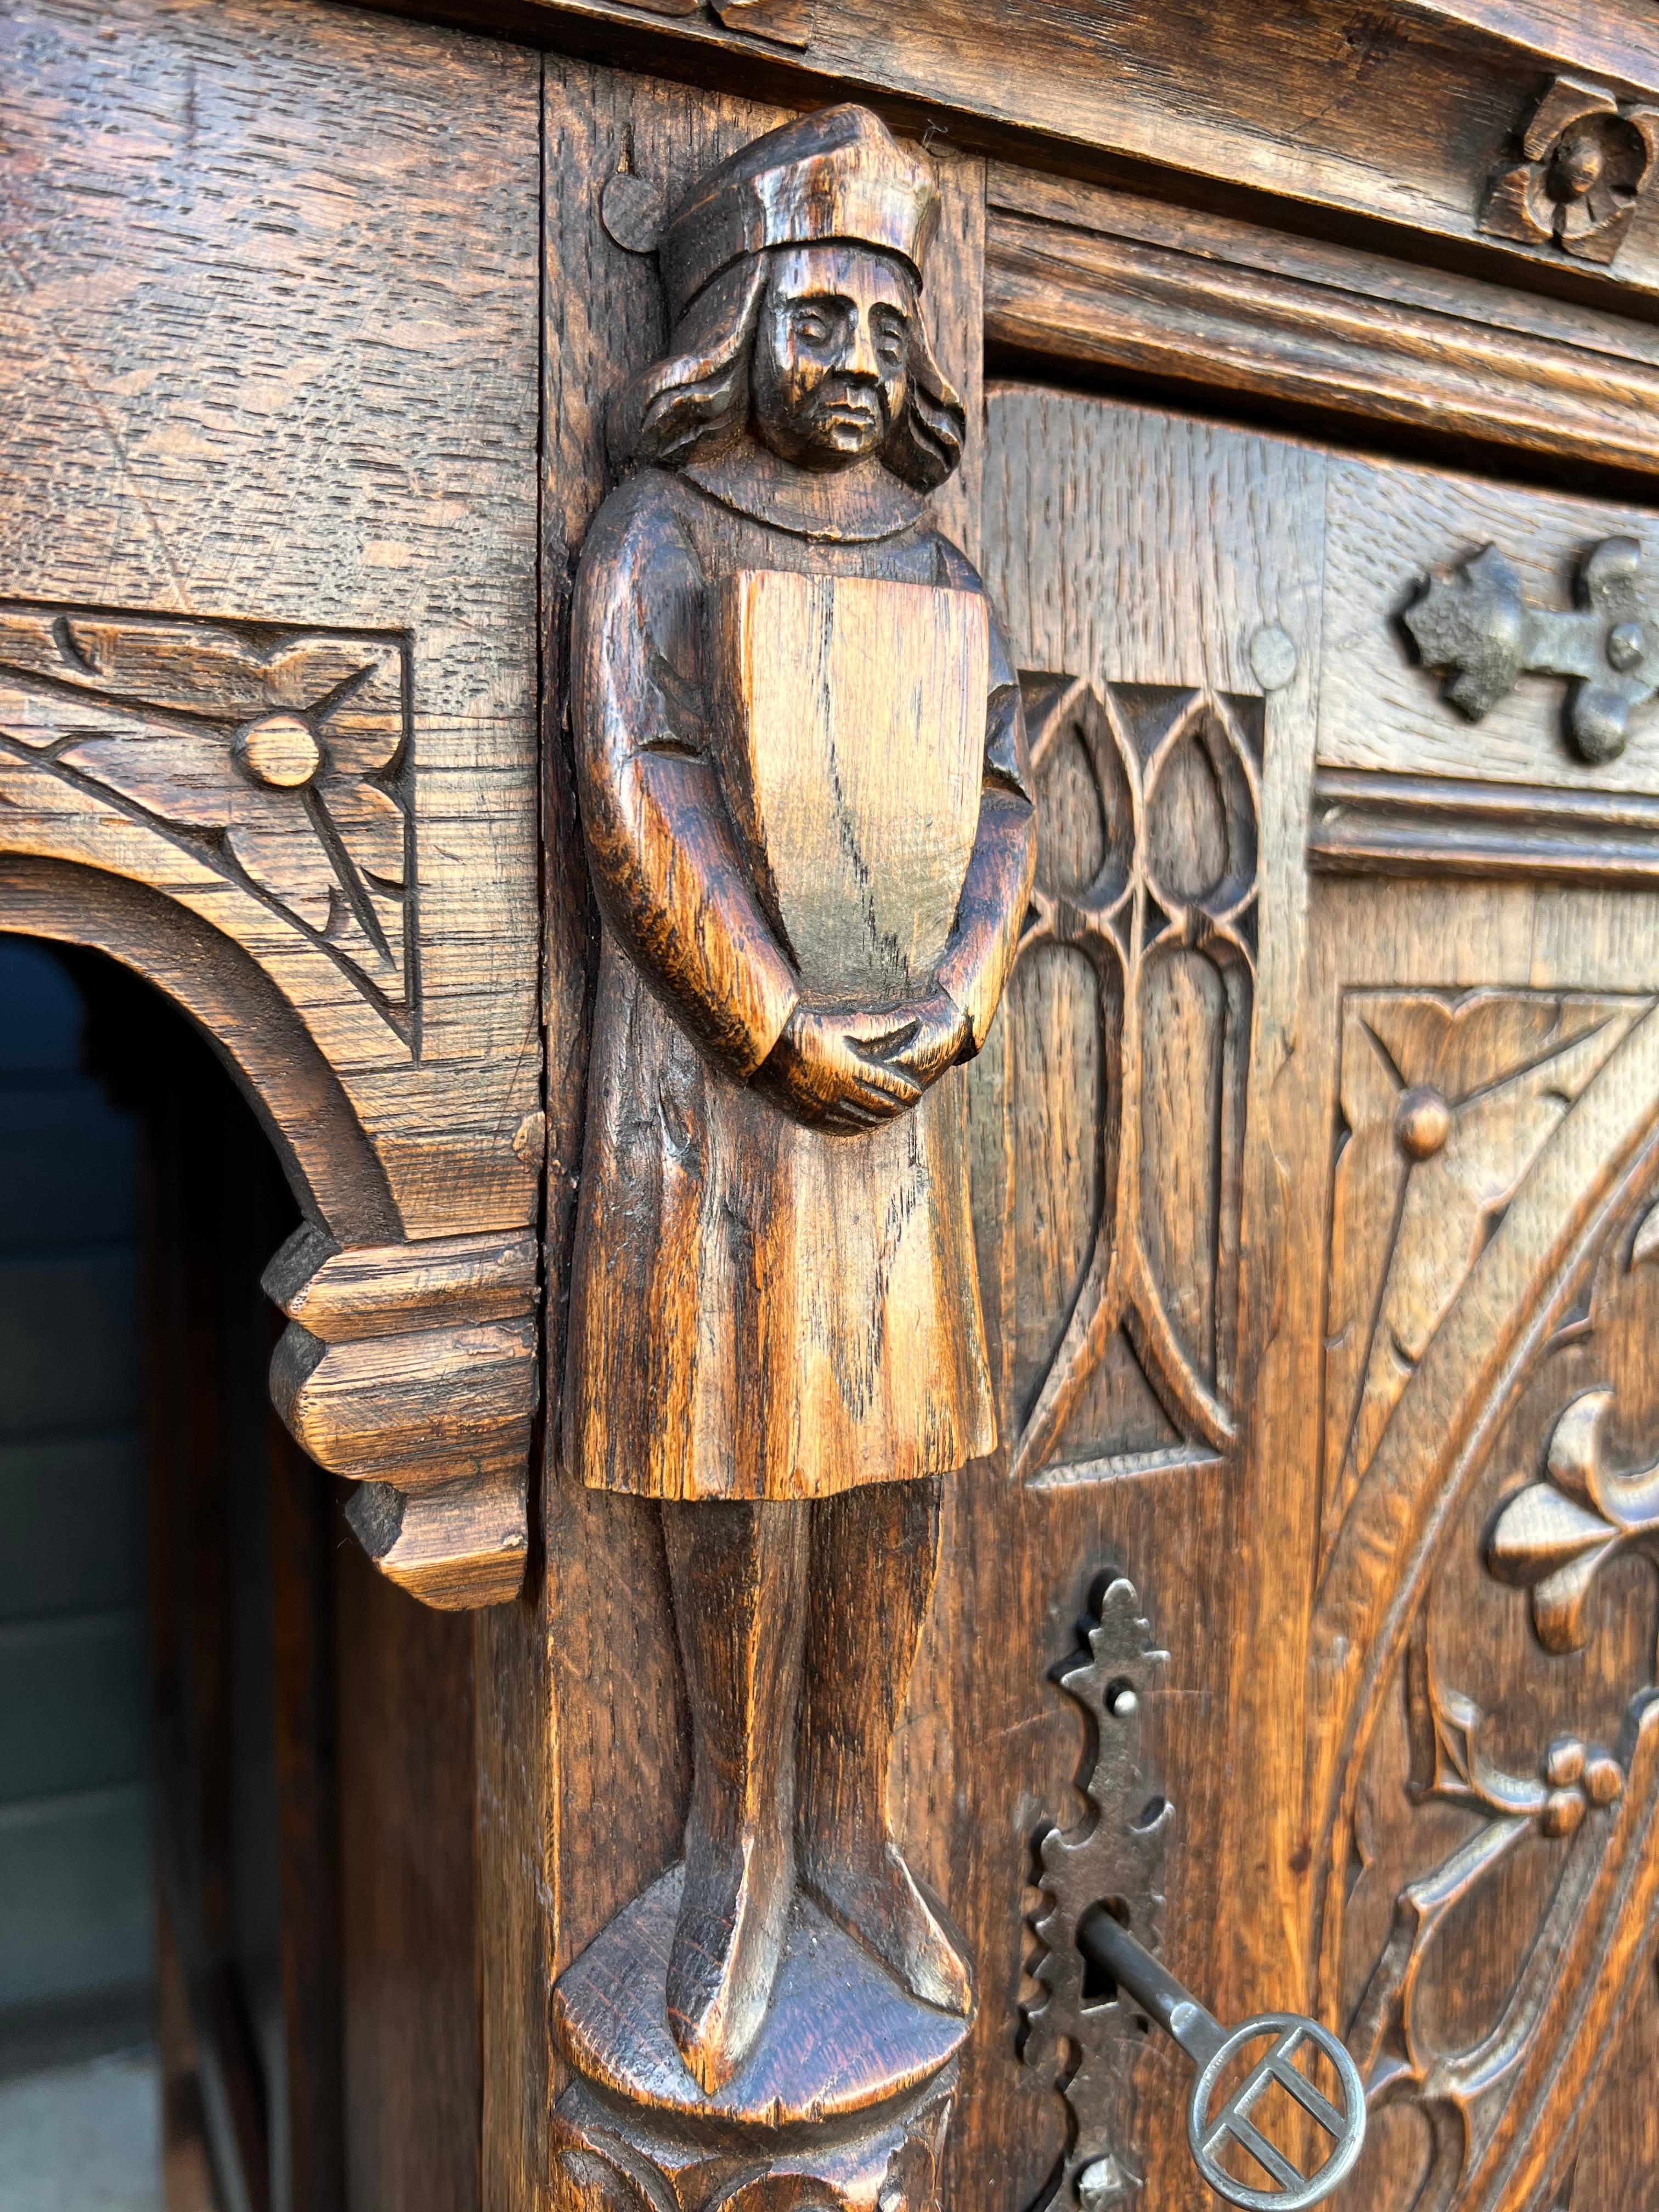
[706,569,988,1002]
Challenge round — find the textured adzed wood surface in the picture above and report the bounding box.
[0,0,544,1601]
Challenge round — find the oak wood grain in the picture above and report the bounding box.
[1319,454,1659,796]
[979,384,1328,2210]
[528,86,1000,2212]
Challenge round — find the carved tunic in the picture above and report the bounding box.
[565,444,1035,1501]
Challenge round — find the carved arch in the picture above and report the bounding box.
[0,854,400,1242]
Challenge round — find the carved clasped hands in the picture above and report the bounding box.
[758,989,970,1129]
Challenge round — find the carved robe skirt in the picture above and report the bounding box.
[565,449,1034,1503]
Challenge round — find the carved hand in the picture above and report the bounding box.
[755,1005,923,1130]
[882,986,972,1090]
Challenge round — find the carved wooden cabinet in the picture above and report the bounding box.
[5,2,1659,2208]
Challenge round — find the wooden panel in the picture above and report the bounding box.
[338,1541,479,2212]
[978,385,1326,2210]
[1284,880,1659,2212]
[983,381,1659,2208]
[1318,456,1659,793]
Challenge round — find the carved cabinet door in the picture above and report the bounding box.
[976,385,1659,2209]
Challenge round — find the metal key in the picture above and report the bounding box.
[1076,1913,1366,2211]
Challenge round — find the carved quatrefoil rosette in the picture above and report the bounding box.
[1481,75,1659,266]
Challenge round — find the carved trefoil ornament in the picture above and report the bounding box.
[1007,674,1260,1487]
[0,601,416,1036]
[1481,75,1659,266]
[1404,538,1658,764]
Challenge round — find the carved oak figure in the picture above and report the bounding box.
[561,104,1036,2111]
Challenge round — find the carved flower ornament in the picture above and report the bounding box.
[1482,75,1659,266]
[1488,1378,1659,1654]
[0,607,411,1017]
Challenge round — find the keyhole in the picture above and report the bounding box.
[1077,1898,1131,2002]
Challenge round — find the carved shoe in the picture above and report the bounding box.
[802,1839,974,2018]
[665,1835,793,2096]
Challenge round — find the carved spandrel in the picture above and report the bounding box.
[1320,989,1649,1566]
[0,601,415,1035]
[1008,674,1259,1488]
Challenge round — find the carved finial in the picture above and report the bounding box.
[1480,74,1659,265]
[1404,537,1658,763]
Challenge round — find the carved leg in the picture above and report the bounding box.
[661,1497,810,2094]
[795,1476,973,2017]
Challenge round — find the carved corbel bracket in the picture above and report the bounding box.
[1481,75,1659,266]
[264,1224,539,1607]
[1404,538,1658,763]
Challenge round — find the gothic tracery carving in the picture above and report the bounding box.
[1008,673,1260,1486]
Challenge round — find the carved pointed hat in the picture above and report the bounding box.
[659,105,940,323]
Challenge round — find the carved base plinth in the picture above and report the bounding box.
[552,1869,969,2212]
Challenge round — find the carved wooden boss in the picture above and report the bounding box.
[552,106,1034,2210]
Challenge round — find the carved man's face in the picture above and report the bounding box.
[750,245,914,470]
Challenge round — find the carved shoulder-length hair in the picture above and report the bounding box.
[610,251,966,492]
